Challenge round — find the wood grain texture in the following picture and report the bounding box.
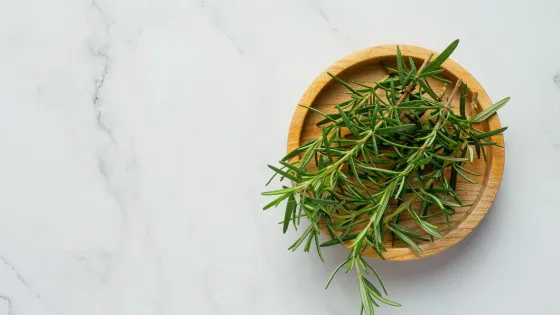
[287,45,505,261]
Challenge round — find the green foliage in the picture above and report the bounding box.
[263,39,509,314]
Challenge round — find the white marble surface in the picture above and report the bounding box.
[0,0,559,314]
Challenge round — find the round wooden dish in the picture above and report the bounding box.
[287,45,505,261]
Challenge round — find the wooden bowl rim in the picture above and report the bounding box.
[287,44,505,261]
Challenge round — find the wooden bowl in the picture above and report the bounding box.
[287,45,505,261]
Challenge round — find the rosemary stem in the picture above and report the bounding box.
[323,54,436,184]
[399,79,463,177]
[397,53,433,104]
[382,80,463,223]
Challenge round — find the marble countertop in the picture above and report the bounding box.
[1,0,559,314]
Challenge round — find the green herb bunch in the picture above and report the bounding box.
[262,40,509,314]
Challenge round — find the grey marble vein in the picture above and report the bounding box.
[0,296,12,315]
[317,7,338,33]
[0,257,40,299]
[197,1,245,55]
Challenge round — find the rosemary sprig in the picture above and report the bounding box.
[263,39,509,314]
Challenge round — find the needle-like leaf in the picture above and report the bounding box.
[460,84,468,119]
[396,46,406,84]
[283,195,296,233]
[424,39,460,73]
[328,72,361,96]
[471,97,510,122]
[389,227,423,253]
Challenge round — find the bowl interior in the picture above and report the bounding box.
[292,47,503,260]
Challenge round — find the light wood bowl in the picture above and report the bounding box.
[287,45,505,261]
